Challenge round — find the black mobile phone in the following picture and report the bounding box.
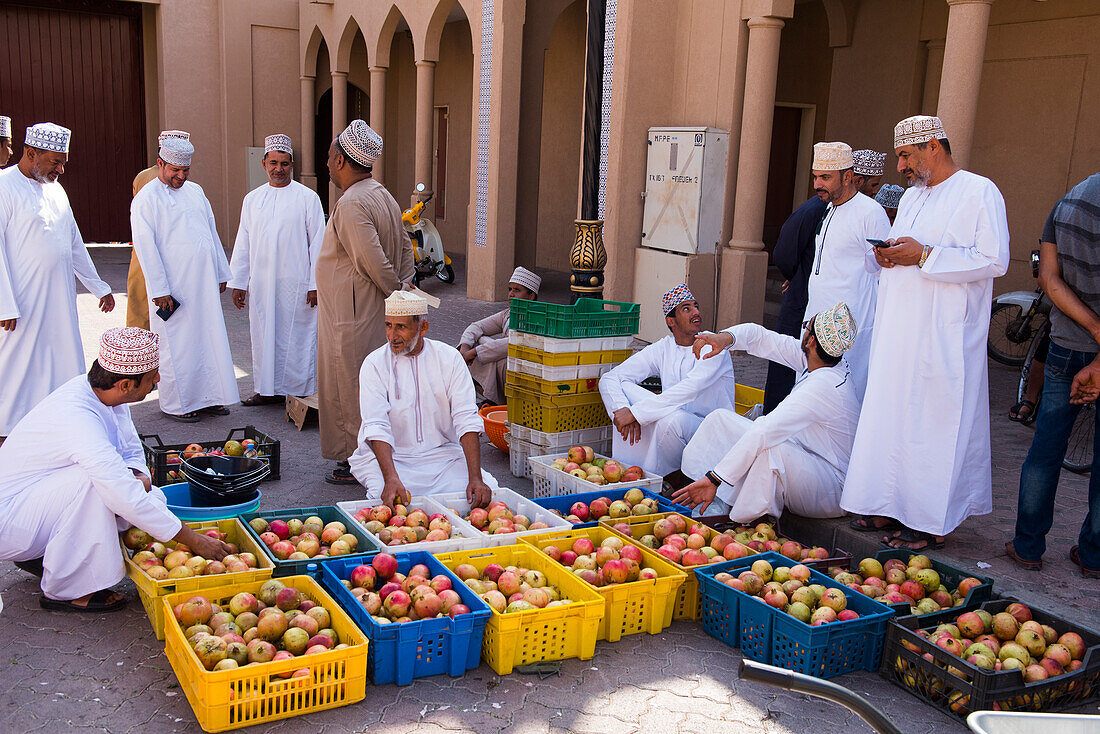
[156,296,181,321]
[867,239,891,248]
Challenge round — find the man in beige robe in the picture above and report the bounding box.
[317,120,414,485]
[126,130,189,330]
[458,266,540,405]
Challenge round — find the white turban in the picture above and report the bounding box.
[812,142,853,171]
[264,134,293,156]
[338,119,383,167]
[0,116,10,139]
[385,290,428,317]
[894,115,947,148]
[159,137,194,166]
[509,267,541,295]
[25,122,70,153]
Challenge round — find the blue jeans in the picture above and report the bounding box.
[1012,342,1100,569]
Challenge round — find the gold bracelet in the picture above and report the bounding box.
[918,245,931,269]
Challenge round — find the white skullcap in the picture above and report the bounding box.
[99,327,159,374]
[338,119,383,167]
[158,129,190,144]
[509,267,541,294]
[264,134,293,155]
[159,136,194,166]
[875,184,905,210]
[813,302,857,358]
[25,122,71,153]
[812,142,853,171]
[894,115,947,148]
[385,290,428,317]
[852,150,886,177]
[0,116,10,138]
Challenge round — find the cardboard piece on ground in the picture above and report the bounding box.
[286,393,319,431]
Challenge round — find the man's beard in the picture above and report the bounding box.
[394,331,422,356]
[909,167,932,188]
[32,169,54,184]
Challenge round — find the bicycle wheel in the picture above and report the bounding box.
[1063,403,1094,474]
[1016,324,1048,426]
[989,302,1044,367]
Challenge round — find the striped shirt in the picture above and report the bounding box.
[1044,173,1100,352]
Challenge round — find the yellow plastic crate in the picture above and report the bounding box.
[505,369,601,396]
[600,512,756,620]
[508,342,632,367]
[434,545,605,675]
[518,526,686,642]
[735,383,765,415]
[124,518,275,640]
[505,385,610,432]
[162,575,368,732]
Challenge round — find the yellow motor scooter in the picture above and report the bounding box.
[402,182,454,284]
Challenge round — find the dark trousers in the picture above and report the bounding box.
[1012,342,1100,568]
[763,296,805,414]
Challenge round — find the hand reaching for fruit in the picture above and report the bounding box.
[381,478,411,509]
[671,476,718,513]
[466,477,492,509]
[180,526,233,561]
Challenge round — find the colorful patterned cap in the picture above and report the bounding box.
[852,149,887,177]
[812,142,853,171]
[0,116,10,138]
[509,267,541,295]
[338,119,383,167]
[25,122,70,153]
[159,136,194,166]
[813,302,857,357]
[99,327,159,375]
[894,115,947,148]
[875,184,905,209]
[385,290,428,317]
[264,134,293,155]
[662,283,696,316]
[158,130,190,144]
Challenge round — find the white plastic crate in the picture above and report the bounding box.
[336,495,483,554]
[508,431,612,480]
[508,330,634,353]
[528,452,664,499]
[506,356,614,382]
[506,422,613,449]
[434,486,572,546]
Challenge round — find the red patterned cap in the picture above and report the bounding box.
[99,327,159,374]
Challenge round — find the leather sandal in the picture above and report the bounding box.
[40,589,127,613]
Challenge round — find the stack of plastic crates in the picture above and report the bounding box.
[504,297,640,479]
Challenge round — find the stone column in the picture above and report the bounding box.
[369,65,388,184]
[330,70,348,208]
[299,74,317,192]
[719,14,787,326]
[414,59,436,203]
[936,0,994,169]
[922,39,946,115]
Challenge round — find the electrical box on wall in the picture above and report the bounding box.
[633,248,718,344]
[246,147,267,193]
[641,127,729,256]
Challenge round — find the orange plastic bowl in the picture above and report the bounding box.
[479,404,509,453]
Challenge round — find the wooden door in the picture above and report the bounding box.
[762,105,804,256]
[0,0,145,242]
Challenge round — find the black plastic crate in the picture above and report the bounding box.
[140,425,280,486]
[880,597,1100,717]
[872,548,994,617]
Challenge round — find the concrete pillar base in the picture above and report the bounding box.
[717,247,769,327]
[301,174,318,193]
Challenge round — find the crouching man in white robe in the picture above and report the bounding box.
[0,328,230,612]
[599,284,736,477]
[349,291,497,507]
[673,303,861,523]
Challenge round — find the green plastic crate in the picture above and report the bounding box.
[509,297,640,338]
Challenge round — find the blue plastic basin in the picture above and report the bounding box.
[160,482,261,521]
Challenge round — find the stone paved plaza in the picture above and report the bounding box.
[1,248,1097,733]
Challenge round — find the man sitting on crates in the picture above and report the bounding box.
[598,284,736,479]
[672,303,860,523]
[457,266,540,405]
[349,290,497,507]
[0,327,230,613]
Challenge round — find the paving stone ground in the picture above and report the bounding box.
[1,247,1097,733]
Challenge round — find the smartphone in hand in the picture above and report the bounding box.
[867,239,891,248]
[156,296,181,321]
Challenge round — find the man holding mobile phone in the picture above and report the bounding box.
[130,136,239,422]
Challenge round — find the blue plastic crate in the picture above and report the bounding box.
[533,487,691,527]
[695,551,896,679]
[238,506,380,577]
[314,551,492,686]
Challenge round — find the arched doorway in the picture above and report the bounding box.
[314,83,368,215]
